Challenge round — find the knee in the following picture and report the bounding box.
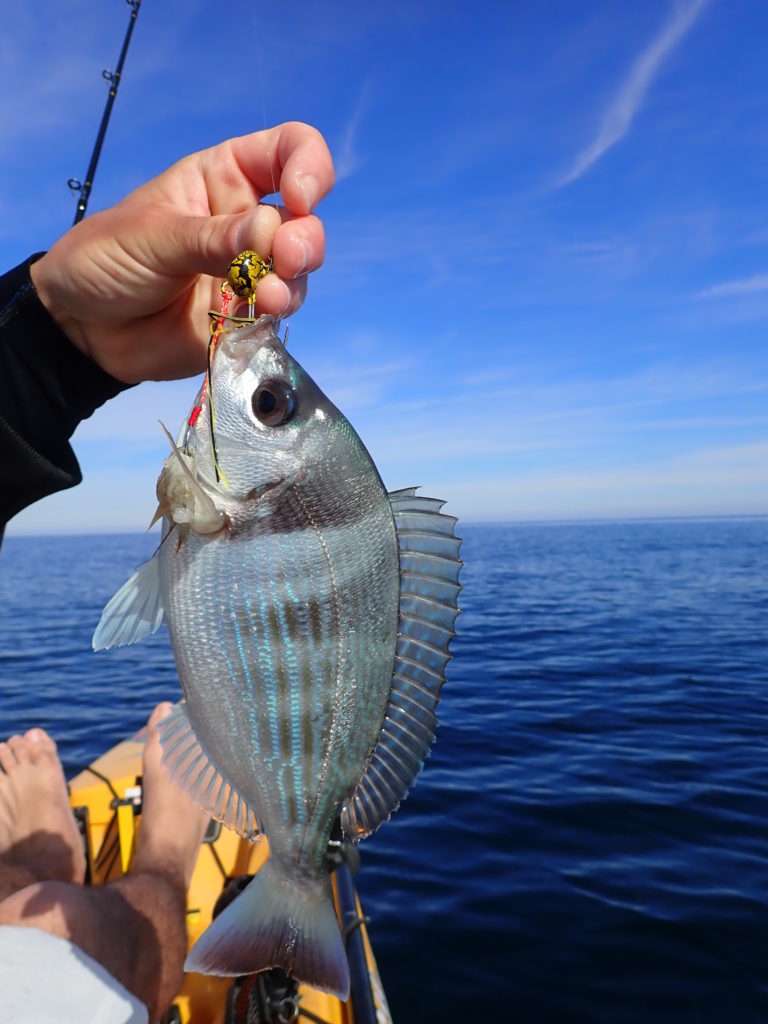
[0,880,79,940]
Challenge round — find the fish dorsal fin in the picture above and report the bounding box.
[92,554,165,651]
[340,488,461,841]
[158,702,261,839]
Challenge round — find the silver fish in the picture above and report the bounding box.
[93,317,461,996]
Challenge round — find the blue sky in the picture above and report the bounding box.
[4,0,768,533]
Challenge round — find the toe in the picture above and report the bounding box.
[147,702,174,735]
[24,728,57,761]
[7,736,27,764]
[25,727,54,746]
[0,742,16,774]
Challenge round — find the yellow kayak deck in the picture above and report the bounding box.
[69,733,391,1024]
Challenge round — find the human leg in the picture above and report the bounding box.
[0,726,85,901]
[0,704,208,1020]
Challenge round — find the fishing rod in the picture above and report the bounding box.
[68,0,143,225]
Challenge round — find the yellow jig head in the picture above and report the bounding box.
[226,249,272,318]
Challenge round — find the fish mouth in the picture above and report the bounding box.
[217,316,285,369]
[215,311,280,332]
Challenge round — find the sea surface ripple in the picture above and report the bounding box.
[1,521,767,1022]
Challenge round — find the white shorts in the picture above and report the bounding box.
[0,925,148,1023]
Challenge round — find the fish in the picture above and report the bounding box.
[92,316,461,997]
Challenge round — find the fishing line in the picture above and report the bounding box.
[252,12,280,329]
[207,316,224,484]
[253,15,278,202]
[202,16,278,485]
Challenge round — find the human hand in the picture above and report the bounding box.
[30,122,334,384]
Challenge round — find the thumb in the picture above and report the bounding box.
[152,205,284,279]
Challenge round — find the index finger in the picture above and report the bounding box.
[229,121,335,215]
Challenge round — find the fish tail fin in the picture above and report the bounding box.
[185,860,350,999]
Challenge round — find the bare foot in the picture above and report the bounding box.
[132,703,209,890]
[0,728,85,888]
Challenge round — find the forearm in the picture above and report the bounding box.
[0,255,130,526]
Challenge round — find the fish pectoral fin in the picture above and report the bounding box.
[158,703,261,839]
[341,488,462,841]
[92,554,165,651]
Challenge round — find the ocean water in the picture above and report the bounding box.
[1,521,767,1022]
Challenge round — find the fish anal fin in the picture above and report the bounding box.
[158,703,261,839]
[341,488,461,841]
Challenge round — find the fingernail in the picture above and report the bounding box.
[234,211,262,253]
[296,172,319,211]
[278,296,292,317]
[295,238,310,277]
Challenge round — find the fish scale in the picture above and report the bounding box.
[167,494,395,864]
[92,316,461,995]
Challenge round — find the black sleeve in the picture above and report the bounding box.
[0,254,132,526]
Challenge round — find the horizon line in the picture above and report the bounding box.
[5,511,768,541]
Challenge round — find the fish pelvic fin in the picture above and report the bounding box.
[185,859,350,999]
[92,554,164,651]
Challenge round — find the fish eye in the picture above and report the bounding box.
[251,380,296,427]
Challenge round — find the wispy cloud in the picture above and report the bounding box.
[11,353,768,534]
[694,272,768,299]
[461,360,768,406]
[335,80,371,182]
[0,54,95,150]
[556,0,709,188]
[0,3,176,155]
[73,380,194,443]
[323,195,527,293]
[7,467,162,536]
[312,359,409,411]
[15,435,768,534]
[435,440,768,522]
[357,358,768,481]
